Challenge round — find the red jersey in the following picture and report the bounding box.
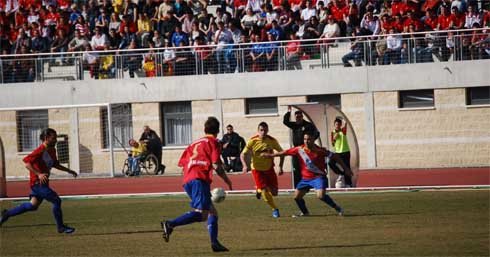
[284,145,332,180]
[438,14,451,30]
[23,143,59,187]
[391,2,408,16]
[179,135,221,184]
[424,16,438,30]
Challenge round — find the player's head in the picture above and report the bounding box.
[205,116,220,136]
[294,110,304,122]
[334,117,343,129]
[257,122,269,138]
[303,131,315,148]
[40,128,57,147]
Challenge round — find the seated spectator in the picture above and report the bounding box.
[318,15,340,45]
[68,29,89,52]
[241,8,259,32]
[109,13,122,32]
[95,8,111,32]
[384,28,402,64]
[171,24,189,47]
[341,27,364,67]
[107,28,122,50]
[464,5,481,29]
[221,124,246,172]
[127,139,146,176]
[137,13,152,47]
[90,26,108,51]
[152,30,165,48]
[119,25,137,49]
[50,29,69,64]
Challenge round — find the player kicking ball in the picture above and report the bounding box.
[0,128,77,234]
[160,117,233,252]
[261,131,350,217]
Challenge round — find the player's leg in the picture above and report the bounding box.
[0,194,41,226]
[253,170,279,217]
[161,180,210,242]
[315,177,343,216]
[293,187,310,217]
[42,186,75,233]
[340,152,352,187]
[207,205,229,252]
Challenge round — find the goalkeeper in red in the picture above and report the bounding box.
[161,116,233,252]
[262,131,349,217]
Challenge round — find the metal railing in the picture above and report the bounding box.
[0,28,488,83]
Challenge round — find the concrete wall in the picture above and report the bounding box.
[0,60,489,178]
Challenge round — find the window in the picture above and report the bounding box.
[307,94,341,108]
[161,102,192,146]
[16,110,48,152]
[466,87,490,105]
[245,97,278,114]
[399,90,434,108]
[101,104,133,149]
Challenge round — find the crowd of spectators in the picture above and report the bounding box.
[0,0,489,80]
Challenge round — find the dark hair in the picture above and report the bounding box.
[40,128,57,141]
[204,116,220,134]
[334,118,343,124]
[303,130,315,138]
[258,122,268,129]
[294,110,303,115]
[226,124,233,129]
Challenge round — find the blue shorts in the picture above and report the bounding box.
[296,176,328,192]
[29,184,61,203]
[184,179,212,211]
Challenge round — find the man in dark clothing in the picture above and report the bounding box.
[139,125,165,174]
[283,106,319,187]
[220,124,246,172]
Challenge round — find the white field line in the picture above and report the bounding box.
[0,185,488,202]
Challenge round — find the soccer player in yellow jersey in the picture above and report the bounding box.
[241,122,284,218]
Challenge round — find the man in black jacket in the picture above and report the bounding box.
[139,125,165,174]
[220,124,246,172]
[283,106,319,187]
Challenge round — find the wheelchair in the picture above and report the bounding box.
[121,152,159,176]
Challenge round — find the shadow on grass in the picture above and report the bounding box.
[1,223,54,229]
[345,212,418,217]
[75,229,162,236]
[244,242,392,252]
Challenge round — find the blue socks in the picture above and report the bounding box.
[169,211,203,227]
[51,200,64,229]
[321,194,338,209]
[4,202,36,221]
[207,215,218,245]
[295,198,309,214]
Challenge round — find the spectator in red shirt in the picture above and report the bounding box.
[449,6,464,29]
[402,11,421,32]
[0,128,78,234]
[437,6,451,30]
[424,8,439,30]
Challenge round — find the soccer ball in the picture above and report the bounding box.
[211,187,226,203]
[335,175,345,188]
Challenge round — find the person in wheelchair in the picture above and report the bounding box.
[127,139,146,176]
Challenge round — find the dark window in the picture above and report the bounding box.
[101,104,133,149]
[161,102,192,146]
[466,87,490,105]
[307,94,341,108]
[246,97,278,114]
[399,90,434,108]
[16,110,48,152]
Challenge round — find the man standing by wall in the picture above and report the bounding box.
[221,124,246,172]
[283,106,319,187]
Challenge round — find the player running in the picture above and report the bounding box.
[160,117,233,252]
[241,122,284,218]
[261,131,349,217]
[0,128,78,233]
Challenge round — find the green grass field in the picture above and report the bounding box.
[1,190,489,257]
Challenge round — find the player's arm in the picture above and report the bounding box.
[240,150,250,173]
[53,163,78,178]
[213,162,233,190]
[25,162,49,184]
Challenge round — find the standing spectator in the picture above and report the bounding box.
[162,39,176,75]
[240,121,284,218]
[328,117,353,187]
[123,40,142,77]
[195,36,217,74]
[384,27,402,64]
[264,32,279,71]
[221,124,246,172]
[160,117,232,252]
[214,21,234,73]
[139,125,165,174]
[0,128,78,234]
[261,131,346,217]
[283,105,319,187]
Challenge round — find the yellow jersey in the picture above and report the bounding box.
[242,135,283,171]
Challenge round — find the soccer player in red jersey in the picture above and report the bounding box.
[0,128,78,233]
[262,132,349,217]
[161,117,233,252]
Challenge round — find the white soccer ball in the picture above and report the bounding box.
[335,176,345,188]
[211,187,226,203]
